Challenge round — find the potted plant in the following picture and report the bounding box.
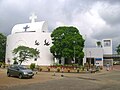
[100,66,103,70]
[57,67,60,72]
[47,67,50,72]
[39,67,42,72]
[68,68,70,73]
[81,66,85,71]
[77,68,80,73]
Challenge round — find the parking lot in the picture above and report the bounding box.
[0,66,120,90]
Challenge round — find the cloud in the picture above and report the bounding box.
[0,0,120,51]
[89,1,120,50]
[98,3,120,25]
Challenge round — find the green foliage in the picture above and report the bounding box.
[30,63,35,70]
[13,60,18,65]
[0,62,2,67]
[116,44,120,54]
[96,41,102,47]
[57,67,60,72]
[13,46,40,65]
[50,26,85,63]
[0,33,6,62]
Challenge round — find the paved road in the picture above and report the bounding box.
[3,71,120,90]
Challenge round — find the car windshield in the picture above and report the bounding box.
[19,66,27,70]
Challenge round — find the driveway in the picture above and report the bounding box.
[0,68,120,90]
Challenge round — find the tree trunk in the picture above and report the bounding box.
[78,58,83,65]
[20,61,22,65]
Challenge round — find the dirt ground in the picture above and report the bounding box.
[0,69,61,89]
[0,65,120,90]
[113,65,120,70]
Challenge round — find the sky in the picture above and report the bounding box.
[0,0,120,52]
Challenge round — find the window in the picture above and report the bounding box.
[104,40,111,47]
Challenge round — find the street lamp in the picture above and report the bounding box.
[73,41,76,64]
[89,51,91,69]
[73,32,77,64]
[59,33,64,65]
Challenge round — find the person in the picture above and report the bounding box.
[106,63,110,71]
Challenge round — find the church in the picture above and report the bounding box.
[5,14,53,66]
[5,14,113,66]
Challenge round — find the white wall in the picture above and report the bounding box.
[102,39,113,55]
[83,48,104,66]
[12,21,48,34]
[5,32,53,66]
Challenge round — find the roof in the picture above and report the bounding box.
[11,21,48,34]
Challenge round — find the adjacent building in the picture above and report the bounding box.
[83,39,113,66]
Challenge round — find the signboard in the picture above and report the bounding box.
[95,58,102,61]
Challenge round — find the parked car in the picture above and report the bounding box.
[7,65,34,79]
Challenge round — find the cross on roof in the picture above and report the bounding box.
[23,25,30,32]
[29,13,37,23]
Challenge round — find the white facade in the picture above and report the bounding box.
[5,14,53,66]
[83,39,113,66]
[83,48,104,66]
[102,39,112,54]
[12,21,48,34]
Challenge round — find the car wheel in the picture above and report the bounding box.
[7,72,11,77]
[19,74,23,79]
[30,76,33,79]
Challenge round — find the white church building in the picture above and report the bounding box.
[5,14,53,66]
[5,14,113,66]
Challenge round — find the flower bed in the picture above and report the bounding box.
[36,65,102,73]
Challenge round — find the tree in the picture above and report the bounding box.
[0,33,6,62]
[96,41,102,47]
[116,44,120,54]
[13,46,40,65]
[50,26,85,65]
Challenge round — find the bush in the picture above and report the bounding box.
[0,62,2,67]
[2,62,5,68]
[57,68,60,72]
[81,66,85,71]
[68,69,70,73]
[77,68,80,73]
[30,63,35,70]
[39,67,42,72]
[13,60,18,65]
[100,66,103,70]
[47,67,50,72]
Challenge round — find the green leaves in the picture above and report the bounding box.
[50,26,85,62]
[0,33,6,62]
[116,44,120,54]
[13,46,40,65]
